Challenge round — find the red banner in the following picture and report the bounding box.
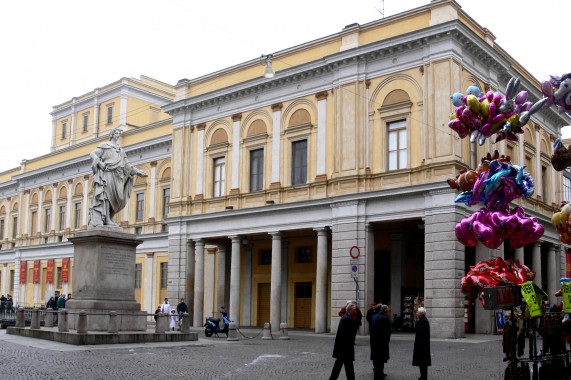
[61,258,69,283]
[46,259,54,284]
[33,260,40,284]
[19,261,26,284]
[566,248,571,278]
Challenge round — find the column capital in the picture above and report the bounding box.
[23,190,30,195]
[533,241,541,248]
[314,227,328,236]
[52,182,59,188]
[83,175,90,181]
[67,179,74,184]
[194,238,205,246]
[150,161,158,168]
[533,123,541,132]
[231,113,242,122]
[196,123,206,131]
[315,91,328,101]
[146,252,154,258]
[269,231,282,240]
[229,235,242,244]
[365,80,371,89]
[39,186,44,191]
[271,103,283,111]
[186,239,195,248]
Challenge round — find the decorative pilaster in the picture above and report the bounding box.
[66,180,73,231]
[547,244,557,304]
[193,239,205,327]
[532,242,542,288]
[270,103,282,188]
[315,92,328,182]
[195,124,205,199]
[149,161,157,222]
[231,114,242,194]
[82,176,89,229]
[315,227,328,333]
[229,235,242,326]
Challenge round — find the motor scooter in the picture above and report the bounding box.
[204,306,231,337]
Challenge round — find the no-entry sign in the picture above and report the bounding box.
[349,246,360,259]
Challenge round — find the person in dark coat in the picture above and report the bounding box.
[366,302,377,324]
[413,307,431,380]
[338,300,363,342]
[370,304,391,379]
[329,303,356,380]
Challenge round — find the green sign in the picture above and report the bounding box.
[520,281,547,317]
[563,283,571,313]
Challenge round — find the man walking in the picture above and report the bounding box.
[329,303,356,380]
[413,307,431,380]
[370,304,391,379]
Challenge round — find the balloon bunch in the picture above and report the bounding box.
[551,202,571,245]
[448,78,548,145]
[450,151,544,249]
[460,257,536,302]
[541,73,571,116]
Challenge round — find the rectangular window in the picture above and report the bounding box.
[136,193,145,221]
[160,262,168,288]
[295,247,312,263]
[259,249,272,265]
[291,140,307,185]
[83,115,88,132]
[62,123,67,139]
[44,208,51,233]
[58,205,65,231]
[30,211,37,234]
[11,217,17,239]
[564,171,571,202]
[0,219,4,240]
[162,224,169,233]
[57,267,62,288]
[162,188,170,218]
[213,157,226,197]
[134,263,142,288]
[74,202,82,229]
[542,166,548,203]
[9,270,14,292]
[388,120,407,170]
[135,227,142,235]
[250,149,264,192]
[107,107,113,124]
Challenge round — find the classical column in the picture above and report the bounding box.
[269,232,282,333]
[547,244,557,304]
[280,241,289,324]
[193,239,205,327]
[475,242,494,334]
[195,124,205,198]
[270,103,282,188]
[82,176,89,228]
[205,249,215,319]
[315,227,328,333]
[514,247,524,265]
[37,187,43,235]
[365,222,375,335]
[149,162,157,221]
[186,240,195,323]
[66,180,72,230]
[216,245,227,311]
[145,253,154,314]
[389,233,406,319]
[532,242,542,288]
[315,92,328,181]
[229,236,242,326]
[230,114,241,194]
[243,244,253,326]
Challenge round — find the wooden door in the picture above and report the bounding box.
[256,283,270,326]
[294,282,312,328]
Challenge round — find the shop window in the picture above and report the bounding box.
[136,193,144,221]
[291,140,307,185]
[162,188,170,218]
[160,262,168,288]
[250,149,264,192]
[74,202,81,229]
[134,263,142,288]
[295,247,312,263]
[259,249,272,265]
[58,205,65,231]
[213,157,226,197]
[388,120,407,170]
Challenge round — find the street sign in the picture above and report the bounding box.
[351,265,358,278]
[350,259,359,265]
[350,246,360,259]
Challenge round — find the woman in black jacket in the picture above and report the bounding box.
[413,307,431,380]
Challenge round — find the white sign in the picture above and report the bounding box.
[350,259,359,265]
[351,265,358,278]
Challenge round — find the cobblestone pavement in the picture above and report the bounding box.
[0,327,508,380]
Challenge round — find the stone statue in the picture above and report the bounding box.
[88,128,148,228]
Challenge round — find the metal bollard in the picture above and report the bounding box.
[108,311,118,334]
[30,308,40,330]
[45,308,54,327]
[279,322,289,340]
[77,310,87,334]
[181,312,190,333]
[155,312,168,333]
[227,322,238,341]
[58,309,69,332]
[262,322,272,340]
[15,307,24,328]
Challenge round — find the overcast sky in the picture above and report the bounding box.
[0,0,569,173]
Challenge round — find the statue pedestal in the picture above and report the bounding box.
[66,229,147,331]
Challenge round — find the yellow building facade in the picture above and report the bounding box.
[0,0,568,339]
